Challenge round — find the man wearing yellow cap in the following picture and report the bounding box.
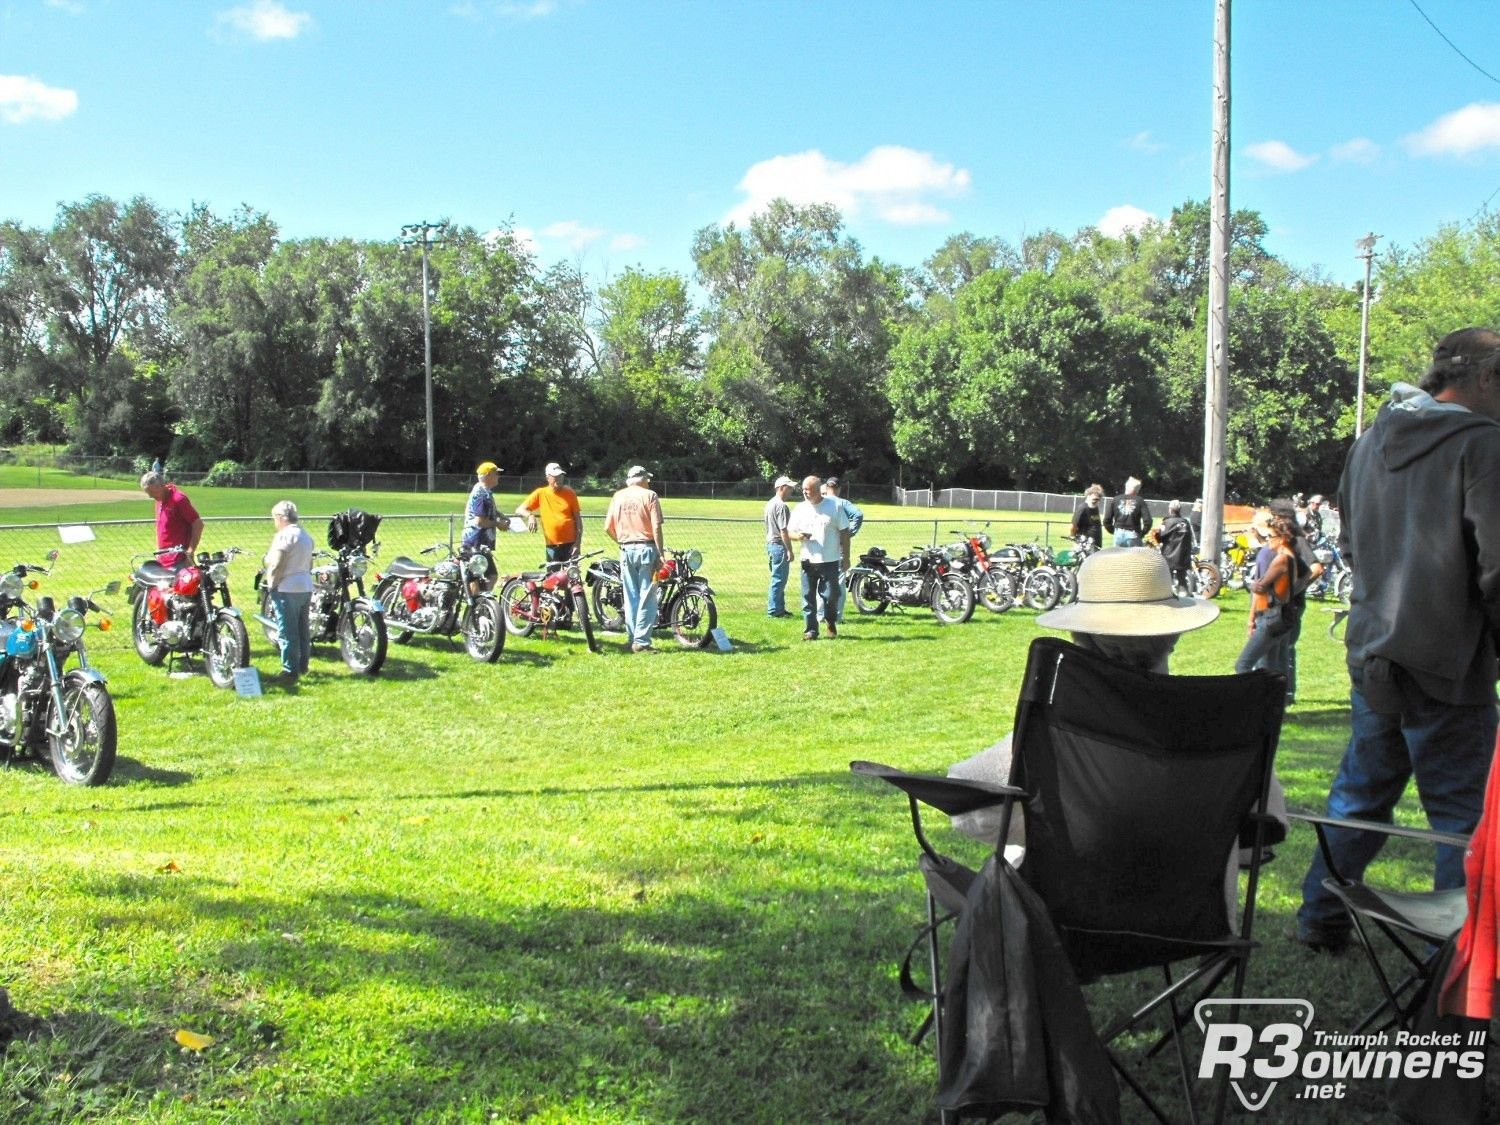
[462,461,502,589]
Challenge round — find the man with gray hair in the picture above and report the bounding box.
[140,471,203,568]
[1104,476,1152,547]
[263,500,315,682]
[1295,327,1500,952]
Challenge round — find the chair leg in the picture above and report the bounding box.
[924,893,946,1087]
[1162,965,1201,1125]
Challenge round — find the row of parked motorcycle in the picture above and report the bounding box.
[1,510,722,788]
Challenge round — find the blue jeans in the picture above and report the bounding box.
[1113,531,1141,548]
[766,542,790,615]
[801,560,840,635]
[619,543,660,648]
[1296,684,1496,940]
[269,590,312,676]
[1234,611,1283,675]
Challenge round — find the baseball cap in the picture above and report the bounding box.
[773,475,796,488]
[545,462,566,477]
[476,461,500,477]
[825,476,841,489]
[626,465,652,483]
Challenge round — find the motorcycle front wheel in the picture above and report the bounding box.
[48,672,117,786]
[849,573,890,615]
[1336,570,1353,605]
[338,602,387,675]
[498,578,539,638]
[205,614,251,689]
[131,596,168,665]
[1021,569,1061,611]
[590,576,625,633]
[932,573,976,624]
[1053,566,1078,605]
[374,578,414,644]
[977,569,1014,613]
[1194,560,1223,600]
[464,597,505,663]
[574,590,599,652]
[668,589,717,648]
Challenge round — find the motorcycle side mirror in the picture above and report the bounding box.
[103,581,121,596]
[46,549,59,562]
[68,595,88,614]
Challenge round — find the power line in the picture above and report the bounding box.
[1406,0,1500,86]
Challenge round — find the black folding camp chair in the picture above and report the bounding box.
[1288,812,1469,1034]
[853,636,1286,1124]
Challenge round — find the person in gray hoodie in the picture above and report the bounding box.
[1295,327,1500,951]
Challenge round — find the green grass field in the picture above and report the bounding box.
[0,477,1476,1122]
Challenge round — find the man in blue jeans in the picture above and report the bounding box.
[604,465,665,653]
[764,475,796,617]
[1296,328,1500,952]
[787,475,851,641]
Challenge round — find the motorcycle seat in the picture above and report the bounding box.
[384,556,432,579]
[133,561,177,585]
[518,570,553,582]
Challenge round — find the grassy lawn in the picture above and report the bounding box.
[0,484,1479,1121]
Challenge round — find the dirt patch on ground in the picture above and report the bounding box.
[0,488,140,509]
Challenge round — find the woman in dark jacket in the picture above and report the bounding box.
[1070,483,1105,547]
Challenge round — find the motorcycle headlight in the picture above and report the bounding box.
[684,549,703,571]
[208,562,230,586]
[347,555,369,580]
[977,534,991,552]
[466,554,491,579]
[945,543,967,562]
[0,573,20,600]
[54,608,85,644]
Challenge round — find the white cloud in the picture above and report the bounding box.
[216,1,312,41]
[725,145,971,227]
[1330,137,1380,164]
[484,226,538,256]
[1244,140,1318,172]
[609,233,646,252]
[1404,102,1500,156]
[1124,130,1165,154]
[0,75,79,124]
[541,220,605,250]
[1096,205,1157,238]
[498,0,556,17]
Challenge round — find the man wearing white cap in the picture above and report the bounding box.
[764,475,797,618]
[605,466,665,653]
[517,461,583,562]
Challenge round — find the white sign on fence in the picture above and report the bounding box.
[58,525,96,544]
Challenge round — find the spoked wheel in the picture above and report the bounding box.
[1224,558,1247,590]
[131,597,168,665]
[1336,570,1353,605]
[1054,567,1078,605]
[1021,569,1061,611]
[850,573,890,615]
[375,579,414,644]
[1193,560,1223,600]
[464,596,505,663]
[338,602,387,675]
[931,574,976,624]
[590,577,625,633]
[669,589,718,648]
[205,614,251,689]
[574,590,599,653]
[48,673,117,786]
[499,578,539,638]
[977,569,1014,613]
[258,587,281,646]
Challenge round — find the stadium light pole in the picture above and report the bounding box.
[400,220,449,492]
[1355,232,1380,438]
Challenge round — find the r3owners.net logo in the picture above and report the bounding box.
[1194,998,1486,1112]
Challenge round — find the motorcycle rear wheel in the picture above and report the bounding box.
[977,569,1014,613]
[48,672,117,787]
[1336,570,1353,605]
[131,597,168,665]
[1021,570,1061,611]
[850,573,890,615]
[258,587,280,646]
[668,589,717,647]
[932,573,975,624]
[590,576,625,633]
[205,615,251,689]
[464,597,505,663]
[1194,560,1223,600]
[499,578,539,638]
[338,603,387,675]
[375,578,414,644]
[1054,566,1079,605]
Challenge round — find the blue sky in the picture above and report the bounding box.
[4,0,1500,288]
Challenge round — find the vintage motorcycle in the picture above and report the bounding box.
[1307,535,1352,605]
[254,510,388,675]
[499,550,601,652]
[846,544,975,624]
[371,541,504,663]
[990,542,1064,611]
[943,528,1015,613]
[129,545,251,688]
[588,548,719,648]
[0,554,120,786]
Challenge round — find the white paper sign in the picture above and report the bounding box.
[58,525,96,544]
[233,667,263,697]
[710,626,733,652]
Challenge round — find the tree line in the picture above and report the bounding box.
[2,193,1496,497]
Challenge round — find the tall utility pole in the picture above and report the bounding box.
[1355,232,1380,438]
[400,220,449,492]
[1201,0,1231,563]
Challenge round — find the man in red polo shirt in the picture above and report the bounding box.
[140,471,204,567]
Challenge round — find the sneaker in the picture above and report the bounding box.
[803,631,817,641]
[825,623,837,638]
[630,643,656,654]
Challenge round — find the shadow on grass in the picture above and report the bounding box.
[111,759,194,786]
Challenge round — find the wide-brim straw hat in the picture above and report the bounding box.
[1036,548,1220,637]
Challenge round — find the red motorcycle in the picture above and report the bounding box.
[498,550,601,652]
[945,527,1015,613]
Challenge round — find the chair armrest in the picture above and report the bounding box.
[850,760,1024,817]
[1288,810,1470,850]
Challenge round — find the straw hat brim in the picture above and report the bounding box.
[1036,595,1220,637]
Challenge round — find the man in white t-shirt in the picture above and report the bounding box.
[787,475,851,640]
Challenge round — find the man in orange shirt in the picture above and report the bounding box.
[516,461,583,562]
